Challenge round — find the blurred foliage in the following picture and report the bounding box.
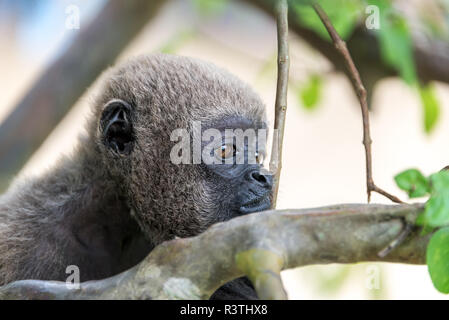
[256,54,325,112]
[427,228,449,293]
[188,0,444,133]
[291,0,417,85]
[290,0,444,133]
[368,0,417,85]
[395,169,449,293]
[298,74,323,110]
[419,83,441,134]
[292,0,361,40]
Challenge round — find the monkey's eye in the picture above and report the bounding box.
[215,143,236,162]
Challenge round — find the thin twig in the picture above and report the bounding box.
[269,0,290,209]
[312,3,403,204]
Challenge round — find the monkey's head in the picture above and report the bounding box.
[92,54,272,244]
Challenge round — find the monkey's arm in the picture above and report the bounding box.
[210,277,258,300]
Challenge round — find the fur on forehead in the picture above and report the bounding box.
[92,54,267,130]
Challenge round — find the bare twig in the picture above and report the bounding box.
[269,0,290,208]
[0,0,166,190]
[312,3,403,204]
[0,203,427,300]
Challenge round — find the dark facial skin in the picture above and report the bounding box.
[200,117,273,220]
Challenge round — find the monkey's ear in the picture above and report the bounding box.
[100,100,134,155]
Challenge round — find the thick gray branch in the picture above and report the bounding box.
[0,203,427,300]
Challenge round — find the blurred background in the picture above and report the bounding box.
[1,0,449,299]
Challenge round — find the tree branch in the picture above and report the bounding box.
[312,3,402,204]
[270,0,290,208]
[0,0,167,189]
[0,203,427,300]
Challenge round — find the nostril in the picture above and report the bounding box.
[251,171,267,185]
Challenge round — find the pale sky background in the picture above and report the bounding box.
[1,0,449,299]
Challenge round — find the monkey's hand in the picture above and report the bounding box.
[209,277,258,300]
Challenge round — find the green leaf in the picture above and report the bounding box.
[430,171,449,195]
[292,0,362,41]
[366,0,417,84]
[378,14,417,84]
[299,75,323,110]
[394,169,429,198]
[427,227,449,293]
[419,84,440,134]
[420,172,449,228]
[424,196,449,228]
[416,213,435,235]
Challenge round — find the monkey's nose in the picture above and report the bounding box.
[248,169,273,190]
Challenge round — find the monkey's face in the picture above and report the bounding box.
[197,116,273,218]
[95,54,272,244]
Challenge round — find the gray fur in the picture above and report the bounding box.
[0,54,267,295]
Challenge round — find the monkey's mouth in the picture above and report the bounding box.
[239,195,271,214]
